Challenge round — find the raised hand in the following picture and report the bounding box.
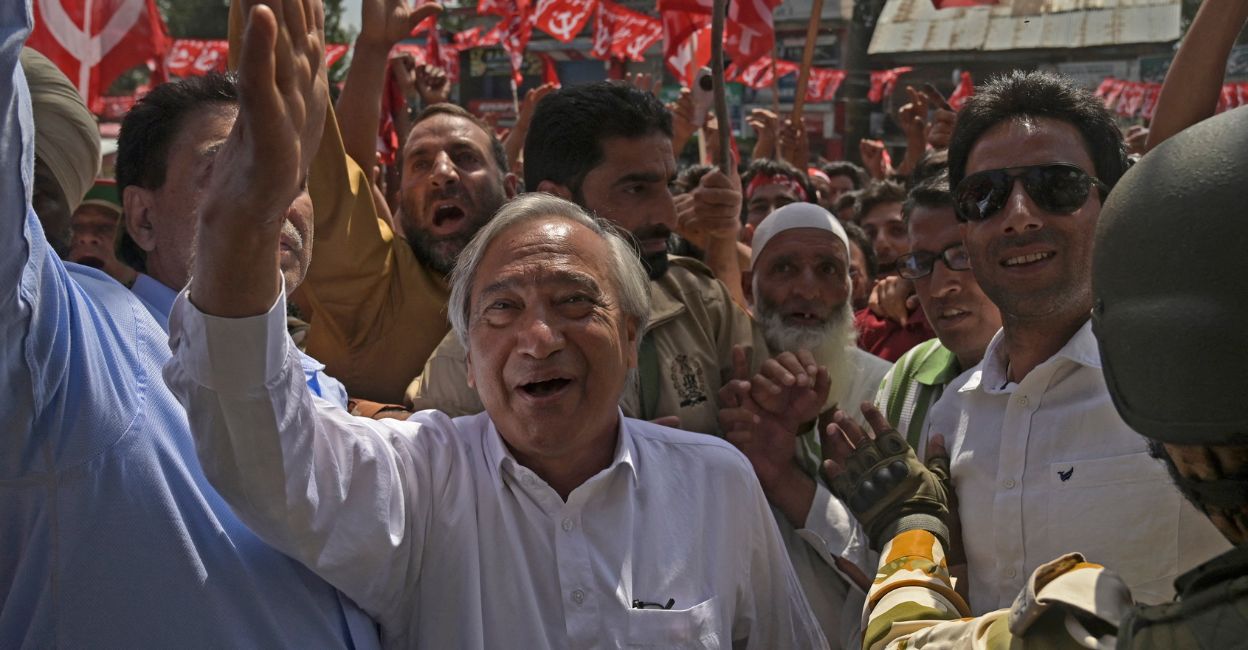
[820,403,954,551]
[358,0,441,50]
[867,275,917,323]
[191,0,330,318]
[747,350,830,434]
[413,64,450,105]
[858,138,891,180]
[776,117,809,170]
[897,86,928,143]
[747,108,778,160]
[667,87,701,155]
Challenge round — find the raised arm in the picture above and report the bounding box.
[172,0,434,621]
[1145,0,1248,152]
[336,0,441,173]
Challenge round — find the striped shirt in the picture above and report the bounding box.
[873,338,962,448]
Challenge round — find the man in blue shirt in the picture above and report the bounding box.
[114,72,348,407]
[0,1,377,646]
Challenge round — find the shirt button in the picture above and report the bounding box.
[1005,567,1018,579]
[1016,395,1030,408]
[571,589,585,605]
[561,518,575,532]
[1003,479,1016,489]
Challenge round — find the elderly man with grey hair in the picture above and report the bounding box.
[719,202,889,648]
[169,162,828,650]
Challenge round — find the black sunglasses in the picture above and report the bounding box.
[953,163,1109,223]
[896,243,971,280]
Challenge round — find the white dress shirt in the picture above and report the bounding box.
[925,320,1229,613]
[163,288,829,649]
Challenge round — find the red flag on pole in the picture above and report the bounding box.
[538,52,561,87]
[28,0,172,113]
[591,1,663,63]
[532,0,596,43]
[947,70,974,109]
[806,68,845,102]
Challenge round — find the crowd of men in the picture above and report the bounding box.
[4,0,1246,646]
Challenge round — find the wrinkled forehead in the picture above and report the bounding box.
[966,116,1096,176]
[405,113,494,155]
[471,217,614,299]
[906,205,960,251]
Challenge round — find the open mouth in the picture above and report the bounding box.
[1001,251,1055,267]
[935,307,970,323]
[784,311,826,327]
[432,203,466,229]
[519,377,572,398]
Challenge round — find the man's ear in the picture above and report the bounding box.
[465,346,476,389]
[536,180,574,201]
[741,269,754,307]
[503,172,521,199]
[122,185,158,252]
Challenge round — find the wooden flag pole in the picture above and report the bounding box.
[711,0,731,171]
[792,0,825,122]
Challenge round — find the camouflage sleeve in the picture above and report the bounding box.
[864,530,1131,650]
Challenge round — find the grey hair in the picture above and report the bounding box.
[448,193,652,349]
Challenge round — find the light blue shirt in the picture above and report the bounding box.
[132,272,350,409]
[0,7,377,648]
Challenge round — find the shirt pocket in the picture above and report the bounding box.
[625,597,721,649]
[1045,451,1180,591]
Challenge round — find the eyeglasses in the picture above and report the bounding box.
[953,163,1109,223]
[895,243,971,280]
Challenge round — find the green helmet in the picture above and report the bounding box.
[1092,107,1248,445]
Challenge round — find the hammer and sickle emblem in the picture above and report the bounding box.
[38,0,146,95]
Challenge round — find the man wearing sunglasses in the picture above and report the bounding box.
[917,71,1229,615]
[876,172,1001,449]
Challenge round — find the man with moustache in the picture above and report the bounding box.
[268,0,514,404]
[926,71,1228,613]
[66,182,137,287]
[116,73,347,408]
[408,82,763,435]
[875,172,1002,446]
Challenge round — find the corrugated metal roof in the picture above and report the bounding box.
[869,0,1181,55]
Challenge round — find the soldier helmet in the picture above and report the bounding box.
[1092,107,1248,445]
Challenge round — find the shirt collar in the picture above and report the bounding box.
[646,267,687,332]
[912,342,962,386]
[486,409,639,485]
[131,273,179,326]
[965,318,1100,394]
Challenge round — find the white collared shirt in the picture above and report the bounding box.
[163,288,828,650]
[924,320,1229,613]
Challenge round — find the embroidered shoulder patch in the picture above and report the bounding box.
[670,354,708,408]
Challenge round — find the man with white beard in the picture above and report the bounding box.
[718,202,891,648]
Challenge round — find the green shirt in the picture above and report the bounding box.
[874,338,962,449]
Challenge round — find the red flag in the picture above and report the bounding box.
[325,44,350,68]
[724,0,782,61]
[28,0,172,113]
[868,66,912,103]
[1139,83,1163,120]
[500,11,533,86]
[726,56,797,89]
[454,26,483,48]
[532,0,596,43]
[590,0,661,63]
[663,24,710,87]
[1116,82,1145,117]
[930,0,997,7]
[806,67,845,102]
[947,71,973,110]
[539,53,561,87]
[479,0,528,18]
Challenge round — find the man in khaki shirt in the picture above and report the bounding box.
[409,82,763,435]
[231,0,519,404]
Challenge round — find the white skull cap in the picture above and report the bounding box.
[750,202,849,270]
